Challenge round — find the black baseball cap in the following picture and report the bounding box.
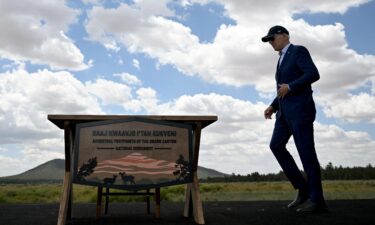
[261,25,289,42]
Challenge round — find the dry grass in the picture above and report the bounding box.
[0,180,374,203]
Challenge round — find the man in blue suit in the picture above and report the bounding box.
[262,25,327,212]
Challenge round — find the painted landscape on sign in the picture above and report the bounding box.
[76,152,191,186]
[73,119,193,188]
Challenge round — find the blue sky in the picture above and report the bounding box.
[295,1,375,55]
[0,0,374,176]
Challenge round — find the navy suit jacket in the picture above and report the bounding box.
[270,44,320,120]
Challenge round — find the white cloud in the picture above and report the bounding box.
[84,0,375,123]
[133,0,175,17]
[21,142,64,165]
[292,0,370,14]
[115,72,142,86]
[212,0,370,24]
[0,0,88,70]
[318,93,375,123]
[0,67,160,176]
[1,1,374,177]
[143,93,280,174]
[0,140,65,177]
[141,93,375,174]
[0,68,105,176]
[0,68,103,144]
[314,123,375,168]
[0,155,24,177]
[1,68,374,175]
[85,4,199,56]
[122,87,159,112]
[85,78,133,106]
[82,0,104,5]
[132,59,141,70]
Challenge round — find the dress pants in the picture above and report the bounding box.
[270,114,325,204]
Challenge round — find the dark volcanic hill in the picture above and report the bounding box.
[0,159,227,184]
[197,166,228,179]
[0,159,65,183]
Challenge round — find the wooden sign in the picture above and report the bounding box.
[73,118,193,190]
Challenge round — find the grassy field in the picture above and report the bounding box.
[0,180,374,203]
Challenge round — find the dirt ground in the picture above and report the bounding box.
[1,200,374,225]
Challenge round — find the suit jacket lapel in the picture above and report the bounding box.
[275,57,281,81]
[279,44,293,70]
[276,44,293,82]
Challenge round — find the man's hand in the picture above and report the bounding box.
[277,84,289,99]
[264,106,274,119]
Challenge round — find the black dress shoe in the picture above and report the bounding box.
[296,199,328,213]
[288,190,309,209]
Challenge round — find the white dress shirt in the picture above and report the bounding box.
[278,43,291,67]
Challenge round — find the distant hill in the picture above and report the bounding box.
[0,159,227,184]
[0,159,65,183]
[197,166,228,179]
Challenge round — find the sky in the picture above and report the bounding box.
[0,0,374,177]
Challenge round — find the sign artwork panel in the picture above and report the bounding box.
[73,118,193,190]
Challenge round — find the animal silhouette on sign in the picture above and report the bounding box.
[119,172,135,185]
[103,174,117,186]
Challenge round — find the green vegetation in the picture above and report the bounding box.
[0,184,61,203]
[1,160,374,204]
[0,180,374,204]
[203,163,375,182]
[1,159,373,184]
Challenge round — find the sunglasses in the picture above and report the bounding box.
[268,36,275,42]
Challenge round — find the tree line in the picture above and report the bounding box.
[202,162,375,183]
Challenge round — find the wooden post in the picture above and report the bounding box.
[57,172,72,225]
[68,123,75,220]
[192,122,202,172]
[96,187,103,219]
[183,184,193,217]
[67,185,72,220]
[191,173,204,224]
[57,122,73,225]
[105,187,109,214]
[155,187,161,219]
[146,189,151,214]
[183,122,205,224]
[185,179,205,225]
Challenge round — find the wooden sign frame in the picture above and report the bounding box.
[48,115,217,225]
